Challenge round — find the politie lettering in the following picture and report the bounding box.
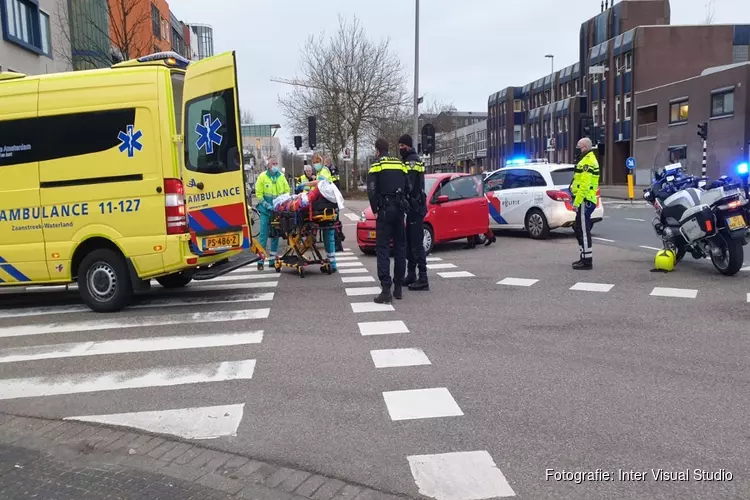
[0,203,89,222]
[187,186,241,204]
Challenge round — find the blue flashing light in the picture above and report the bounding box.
[506,157,528,166]
[737,162,749,175]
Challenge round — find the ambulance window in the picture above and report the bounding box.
[184,89,239,174]
[170,73,184,134]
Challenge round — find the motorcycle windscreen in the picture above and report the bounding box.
[181,51,250,256]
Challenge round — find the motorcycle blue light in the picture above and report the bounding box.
[737,162,749,175]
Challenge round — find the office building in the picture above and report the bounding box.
[432,118,488,173]
[188,23,213,60]
[487,0,750,183]
[169,11,190,59]
[67,0,111,70]
[0,0,72,74]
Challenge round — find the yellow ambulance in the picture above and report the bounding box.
[0,51,261,312]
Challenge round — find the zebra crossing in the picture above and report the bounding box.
[0,264,279,440]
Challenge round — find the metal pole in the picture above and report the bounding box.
[702,138,707,179]
[546,55,554,163]
[413,0,420,147]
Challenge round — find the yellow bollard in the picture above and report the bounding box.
[627,173,635,204]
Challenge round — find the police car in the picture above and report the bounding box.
[483,158,604,239]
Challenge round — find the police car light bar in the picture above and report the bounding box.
[136,51,190,69]
[505,158,549,166]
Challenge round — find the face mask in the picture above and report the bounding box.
[399,147,408,157]
[574,147,582,162]
[314,163,322,171]
[271,166,279,174]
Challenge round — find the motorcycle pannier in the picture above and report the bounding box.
[679,205,716,243]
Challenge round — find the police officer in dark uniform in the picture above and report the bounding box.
[398,134,429,291]
[368,138,409,304]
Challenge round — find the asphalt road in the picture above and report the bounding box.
[0,200,748,500]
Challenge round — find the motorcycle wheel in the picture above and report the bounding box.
[710,235,744,276]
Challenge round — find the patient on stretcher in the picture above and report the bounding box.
[272,179,345,214]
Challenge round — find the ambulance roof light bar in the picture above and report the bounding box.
[113,51,190,69]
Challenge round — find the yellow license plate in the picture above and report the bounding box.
[369,231,376,239]
[203,233,240,250]
[727,215,746,230]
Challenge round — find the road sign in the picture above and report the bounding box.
[626,157,636,170]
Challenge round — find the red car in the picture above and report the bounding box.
[356,173,489,255]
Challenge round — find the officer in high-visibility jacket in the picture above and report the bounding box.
[296,164,316,193]
[570,137,600,270]
[397,134,429,291]
[255,157,290,269]
[368,138,409,304]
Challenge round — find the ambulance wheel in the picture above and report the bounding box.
[78,249,133,313]
[155,270,194,288]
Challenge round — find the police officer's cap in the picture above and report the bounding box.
[398,134,413,148]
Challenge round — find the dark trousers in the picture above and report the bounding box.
[405,211,427,275]
[573,200,596,260]
[375,205,406,287]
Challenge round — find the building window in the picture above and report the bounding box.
[593,73,599,83]
[711,89,734,117]
[669,100,689,123]
[615,96,621,121]
[513,125,522,143]
[151,4,160,38]
[601,100,607,124]
[732,45,749,64]
[592,103,599,126]
[2,0,52,55]
[616,55,622,74]
[668,145,687,165]
[624,94,632,120]
[513,100,522,112]
[624,52,632,71]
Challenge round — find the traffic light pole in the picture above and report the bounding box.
[413,0,420,149]
[702,138,707,180]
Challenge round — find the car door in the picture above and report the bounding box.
[0,76,49,283]
[483,170,507,227]
[451,174,488,238]
[429,177,457,241]
[499,168,535,227]
[182,51,250,257]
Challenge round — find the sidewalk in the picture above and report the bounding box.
[0,413,406,500]
[599,184,645,200]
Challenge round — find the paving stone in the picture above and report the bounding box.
[246,462,280,484]
[196,472,246,495]
[200,452,233,474]
[311,478,346,500]
[279,469,312,493]
[238,483,293,500]
[175,446,206,465]
[159,442,193,463]
[134,436,164,454]
[294,474,328,497]
[229,459,264,479]
[331,484,362,500]
[264,467,296,488]
[147,440,179,459]
[160,462,209,482]
[353,489,405,500]
[217,455,249,475]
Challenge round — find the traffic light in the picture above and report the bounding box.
[421,123,436,154]
[697,121,708,140]
[293,135,302,150]
[581,116,592,138]
[308,116,317,149]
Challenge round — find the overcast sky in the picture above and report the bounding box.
[171,0,749,143]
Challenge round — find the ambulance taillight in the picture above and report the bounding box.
[164,178,188,234]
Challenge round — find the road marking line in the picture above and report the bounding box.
[382,387,463,421]
[217,269,281,279]
[343,247,351,251]
[358,320,409,336]
[223,266,276,273]
[437,271,475,278]
[0,359,257,400]
[426,257,442,262]
[169,281,278,292]
[351,302,394,313]
[0,309,270,339]
[66,403,246,440]
[337,268,369,274]
[344,213,360,221]
[497,277,538,287]
[345,286,381,296]
[603,215,611,219]
[570,282,614,293]
[200,274,279,282]
[342,276,375,283]
[336,261,364,268]
[407,450,516,499]
[334,256,360,261]
[427,263,457,270]
[626,217,646,222]
[370,348,431,368]
[593,237,615,242]
[336,252,355,256]
[650,287,697,299]
[0,331,264,364]
[742,266,750,272]
[639,245,662,251]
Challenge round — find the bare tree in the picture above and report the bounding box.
[704,0,716,24]
[278,15,408,172]
[240,108,255,124]
[56,0,156,70]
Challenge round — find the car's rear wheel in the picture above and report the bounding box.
[525,209,550,239]
[78,249,133,312]
[423,224,435,255]
[360,246,376,255]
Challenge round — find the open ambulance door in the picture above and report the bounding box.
[181,51,254,264]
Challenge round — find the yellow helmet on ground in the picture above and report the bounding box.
[654,249,676,272]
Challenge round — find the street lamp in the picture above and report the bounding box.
[413,0,420,147]
[545,54,554,162]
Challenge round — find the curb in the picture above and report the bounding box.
[0,412,411,500]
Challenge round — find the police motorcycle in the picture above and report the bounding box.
[643,162,750,276]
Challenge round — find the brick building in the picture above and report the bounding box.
[487,0,750,184]
[633,61,749,182]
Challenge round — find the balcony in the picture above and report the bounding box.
[636,122,657,140]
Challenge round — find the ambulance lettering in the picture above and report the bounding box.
[187,186,241,204]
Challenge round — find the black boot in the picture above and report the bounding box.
[484,233,496,247]
[408,274,429,291]
[374,284,392,304]
[393,283,403,300]
[572,258,593,270]
[403,272,417,287]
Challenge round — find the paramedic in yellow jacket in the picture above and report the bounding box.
[299,153,337,271]
[570,137,600,271]
[255,157,290,269]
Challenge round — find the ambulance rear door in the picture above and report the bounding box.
[181,51,249,257]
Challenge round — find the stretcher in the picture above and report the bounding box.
[270,194,339,278]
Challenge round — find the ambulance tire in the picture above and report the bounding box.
[155,271,194,288]
[78,249,133,313]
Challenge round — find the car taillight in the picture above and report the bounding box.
[164,178,187,234]
[546,190,571,202]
